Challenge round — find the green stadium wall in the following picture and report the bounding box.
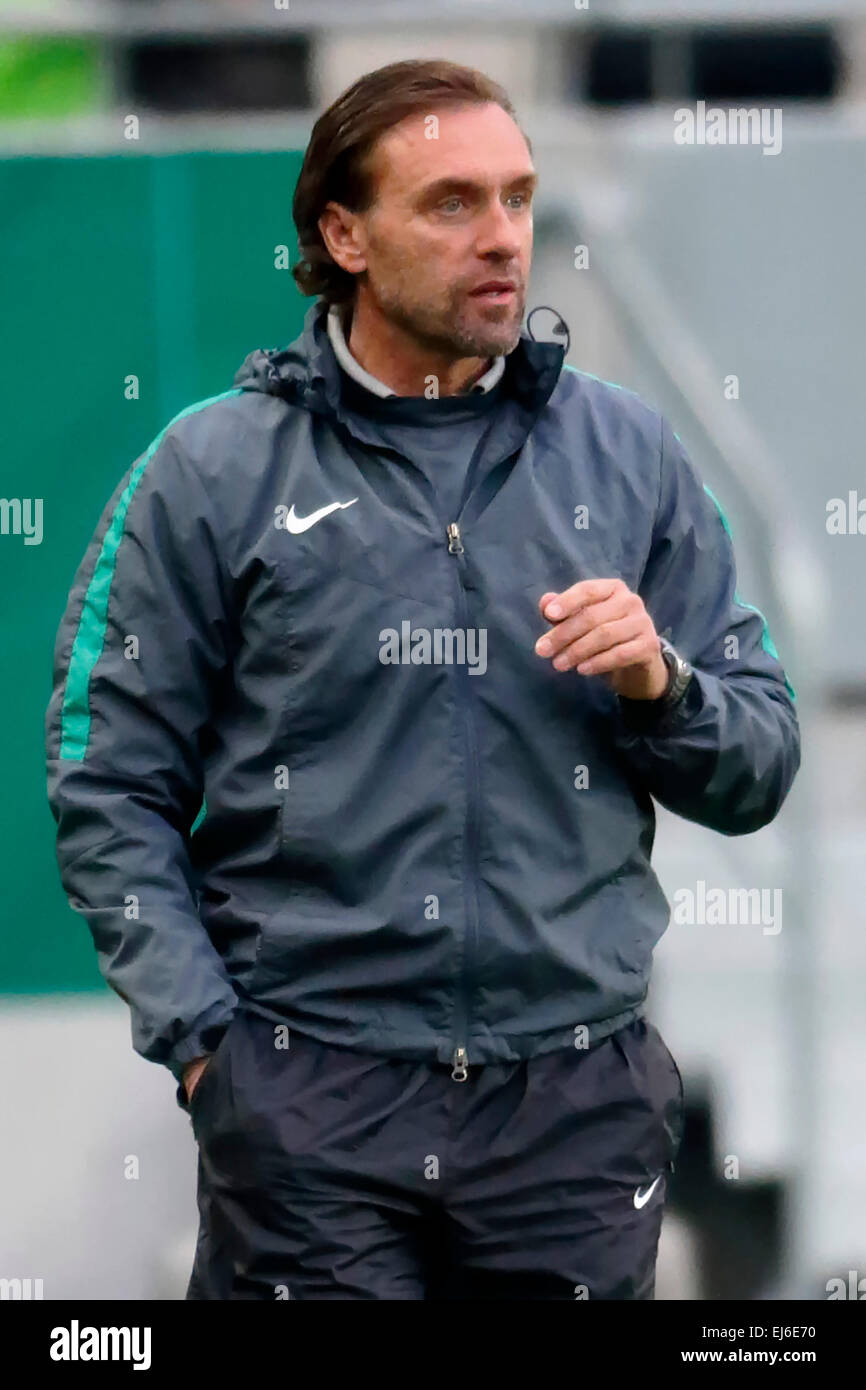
[0,149,307,993]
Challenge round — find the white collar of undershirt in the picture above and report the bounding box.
[326,303,505,397]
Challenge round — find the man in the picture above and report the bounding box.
[45,59,800,1300]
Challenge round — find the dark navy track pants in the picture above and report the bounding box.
[181,1007,684,1300]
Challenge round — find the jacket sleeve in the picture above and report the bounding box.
[45,422,239,1082]
[611,416,801,835]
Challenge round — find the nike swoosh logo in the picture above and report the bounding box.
[634,1175,663,1209]
[285,498,358,534]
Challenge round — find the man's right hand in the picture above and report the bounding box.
[183,1055,211,1103]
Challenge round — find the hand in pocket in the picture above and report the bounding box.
[183,1055,212,1104]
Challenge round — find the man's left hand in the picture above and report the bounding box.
[534,578,668,701]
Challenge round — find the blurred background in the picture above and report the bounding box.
[1,0,864,1301]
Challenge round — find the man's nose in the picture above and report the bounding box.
[474,198,526,258]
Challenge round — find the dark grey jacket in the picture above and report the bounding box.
[45,300,800,1090]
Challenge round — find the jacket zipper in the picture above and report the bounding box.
[446,520,481,1083]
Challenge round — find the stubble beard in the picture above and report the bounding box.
[374,275,526,361]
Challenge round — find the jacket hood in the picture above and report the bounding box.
[232,299,567,433]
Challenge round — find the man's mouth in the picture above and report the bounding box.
[469,281,518,302]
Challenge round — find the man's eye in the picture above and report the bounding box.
[507,192,530,209]
[439,198,464,214]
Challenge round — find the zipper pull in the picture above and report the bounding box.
[451,1046,469,1082]
[446,522,464,555]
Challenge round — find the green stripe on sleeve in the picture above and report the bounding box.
[58,389,243,761]
[702,483,796,701]
[190,795,207,836]
[562,361,629,393]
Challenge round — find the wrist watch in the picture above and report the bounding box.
[657,636,694,708]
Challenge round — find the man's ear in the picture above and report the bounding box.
[318,202,367,277]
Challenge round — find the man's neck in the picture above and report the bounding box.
[342,297,493,397]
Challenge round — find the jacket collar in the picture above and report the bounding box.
[233,298,566,463]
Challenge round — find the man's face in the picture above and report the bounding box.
[334,102,535,358]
